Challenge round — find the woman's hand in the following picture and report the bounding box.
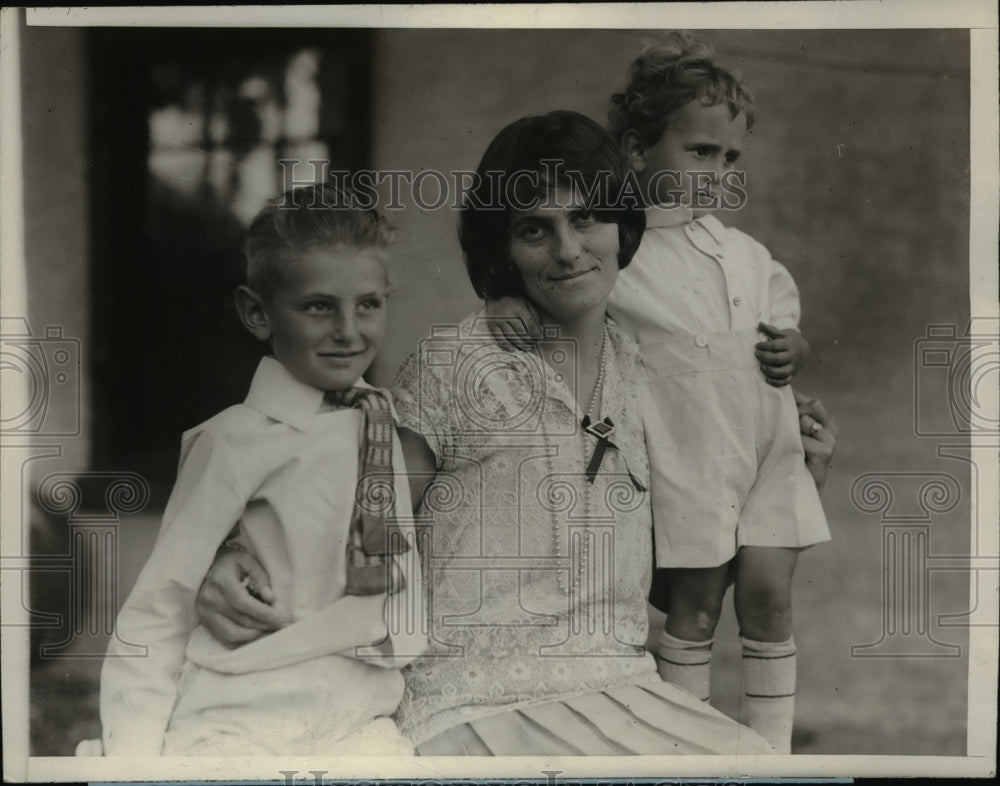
[485,296,542,351]
[756,323,810,387]
[195,546,284,646]
[795,390,838,492]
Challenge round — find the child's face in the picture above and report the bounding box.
[261,245,389,392]
[635,100,747,215]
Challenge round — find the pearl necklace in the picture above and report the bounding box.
[543,325,609,593]
[585,326,609,422]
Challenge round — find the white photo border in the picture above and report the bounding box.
[2,1,997,781]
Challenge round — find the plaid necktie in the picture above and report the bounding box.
[325,386,408,596]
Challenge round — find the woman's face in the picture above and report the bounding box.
[507,185,620,322]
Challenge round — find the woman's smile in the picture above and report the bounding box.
[547,266,599,283]
[508,185,620,320]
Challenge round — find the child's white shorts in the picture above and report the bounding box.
[641,327,831,568]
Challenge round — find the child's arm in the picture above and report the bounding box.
[756,258,809,387]
[194,549,412,667]
[274,428,433,668]
[100,430,248,755]
[197,428,437,653]
[755,322,810,387]
[485,295,542,351]
[193,592,414,672]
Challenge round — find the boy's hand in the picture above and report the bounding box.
[485,296,542,351]
[196,547,284,647]
[755,322,810,386]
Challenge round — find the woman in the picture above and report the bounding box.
[198,112,835,755]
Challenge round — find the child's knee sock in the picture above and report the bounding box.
[655,629,713,701]
[740,634,797,754]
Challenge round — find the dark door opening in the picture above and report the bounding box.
[86,27,374,504]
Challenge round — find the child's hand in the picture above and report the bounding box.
[485,296,542,351]
[196,547,284,647]
[755,323,810,387]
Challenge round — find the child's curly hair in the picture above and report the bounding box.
[608,31,756,147]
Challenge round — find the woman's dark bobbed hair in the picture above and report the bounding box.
[459,110,646,301]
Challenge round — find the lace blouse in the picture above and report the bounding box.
[391,312,660,744]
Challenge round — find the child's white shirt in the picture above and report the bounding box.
[608,206,829,568]
[608,205,800,343]
[100,357,426,755]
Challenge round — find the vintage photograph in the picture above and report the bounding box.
[1,2,997,781]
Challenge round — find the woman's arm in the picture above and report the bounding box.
[398,426,438,508]
[196,426,439,647]
[195,546,285,646]
[795,391,838,492]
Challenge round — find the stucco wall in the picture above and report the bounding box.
[20,24,91,474]
[368,29,970,455]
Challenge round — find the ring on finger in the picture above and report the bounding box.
[809,422,823,435]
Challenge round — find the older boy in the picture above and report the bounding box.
[99,184,425,756]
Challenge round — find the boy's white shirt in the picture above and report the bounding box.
[100,356,426,755]
[608,205,801,347]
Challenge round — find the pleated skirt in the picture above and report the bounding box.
[415,679,774,756]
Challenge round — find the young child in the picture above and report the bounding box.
[98,184,426,756]
[487,33,830,753]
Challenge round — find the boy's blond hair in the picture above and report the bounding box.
[245,183,394,297]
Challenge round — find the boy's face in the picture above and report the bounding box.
[261,245,389,392]
[634,100,747,216]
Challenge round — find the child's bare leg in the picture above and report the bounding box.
[734,546,800,753]
[656,566,729,701]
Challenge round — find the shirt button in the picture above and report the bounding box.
[717,251,726,259]
[694,334,708,348]
[733,296,743,306]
